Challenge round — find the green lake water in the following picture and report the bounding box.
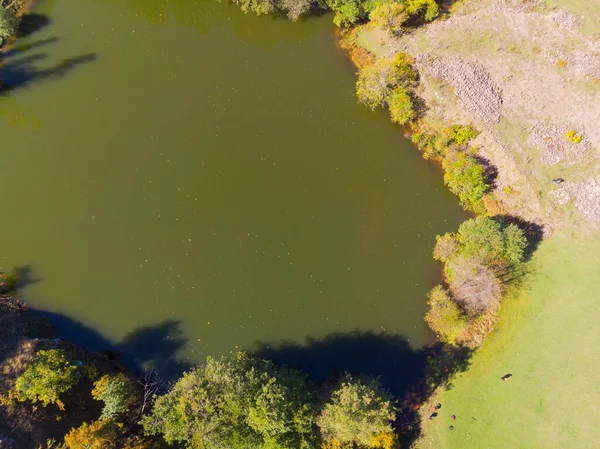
[0,0,465,371]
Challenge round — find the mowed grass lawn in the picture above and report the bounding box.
[417,229,600,449]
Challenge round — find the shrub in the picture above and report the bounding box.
[281,0,313,20]
[356,59,402,109]
[411,130,446,160]
[446,124,479,146]
[63,420,119,449]
[14,349,80,409]
[230,0,278,16]
[565,129,582,144]
[404,0,439,22]
[326,0,363,26]
[0,7,17,42]
[425,285,468,343]
[433,232,458,262]
[317,375,396,446]
[369,2,408,35]
[92,374,137,421]
[442,153,490,212]
[368,431,400,449]
[388,87,415,125]
[392,52,417,83]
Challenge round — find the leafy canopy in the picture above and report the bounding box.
[442,153,490,212]
[0,7,17,41]
[316,375,396,446]
[425,285,468,343]
[388,86,415,125]
[92,373,138,420]
[141,351,316,449]
[14,349,81,408]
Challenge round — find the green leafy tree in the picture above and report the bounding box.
[447,124,479,146]
[369,2,408,34]
[14,349,80,409]
[141,352,316,449]
[404,0,439,22]
[326,0,363,27]
[388,86,415,125]
[442,153,489,212]
[0,7,17,43]
[425,285,468,343]
[392,52,417,83]
[456,217,526,268]
[92,373,138,421]
[317,375,396,446]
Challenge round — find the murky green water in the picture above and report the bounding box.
[0,0,464,368]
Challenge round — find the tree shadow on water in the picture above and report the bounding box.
[119,320,192,381]
[254,330,472,447]
[17,13,51,38]
[0,52,97,93]
[37,312,190,382]
[255,330,426,398]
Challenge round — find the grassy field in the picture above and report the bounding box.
[417,229,600,448]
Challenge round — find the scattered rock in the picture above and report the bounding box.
[427,56,503,125]
[528,123,591,165]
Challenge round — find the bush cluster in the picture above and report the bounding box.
[356,52,418,125]
[427,217,528,344]
[228,0,440,27]
[412,124,489,212]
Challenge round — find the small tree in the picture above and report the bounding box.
[404,0,439,22]
[326,0,363,27]
[230,0,278,16]
[433,233,458,262]
[447,124,479,146]
[388,87,415,125]
[317,375,396,447]
[369,2,408,35]
[92,373,137,421]
[442,153,489,212]
[63,420,119,449]
[356,59,401,109]
[425,285,468,343]
[456,217,527,269]
[14,349,80,409]
[0,7,17,43]
[281,0,313,20]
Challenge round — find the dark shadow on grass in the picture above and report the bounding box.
[254,330,472,448]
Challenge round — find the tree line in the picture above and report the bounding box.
[6,349,402,449]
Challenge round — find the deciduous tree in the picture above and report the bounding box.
[317,375,396,446]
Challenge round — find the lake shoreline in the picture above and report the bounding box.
[1,0,596,447]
